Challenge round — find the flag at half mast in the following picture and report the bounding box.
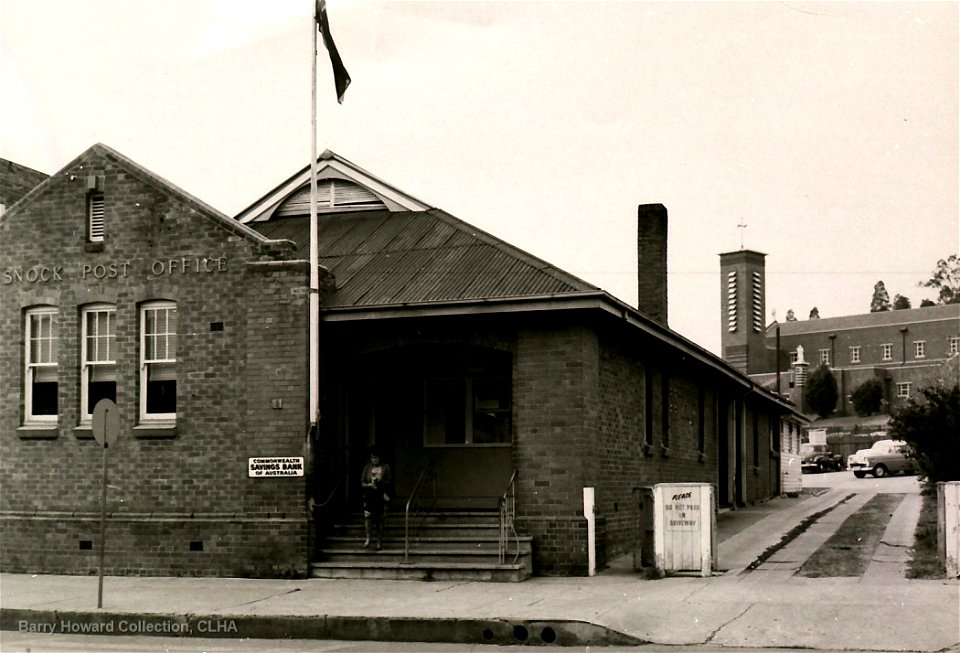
[316,0,351,103]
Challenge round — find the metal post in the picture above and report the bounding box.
[97,442,108,609]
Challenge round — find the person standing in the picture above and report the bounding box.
[360,447,392,550]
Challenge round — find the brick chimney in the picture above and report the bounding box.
[637,204,668,326]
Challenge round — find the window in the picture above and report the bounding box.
[81,305,117,420]
[424,376,511,446]
[789,350,799,364]
[881,343,893,361]
[644,367,654,446]
[819,349,830,365]
[897,382,911,398]
[140,302,177,420]
[849,346,861,364]
[660,373,670,448]
[24,307,59,422]
[914,341,926,359]
[697,385,706,456]
[950,337,960,356]
[88,192,105,242]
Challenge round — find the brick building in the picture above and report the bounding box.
[1,158,48,213]
[1,145,311,577]
[720,248,960,419]
[2,145,802,579]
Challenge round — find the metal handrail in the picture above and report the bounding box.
[403,460,437,563]
[498,469,518,564]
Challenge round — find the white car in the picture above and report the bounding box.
[848,440,917,478]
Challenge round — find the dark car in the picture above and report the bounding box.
[800,443,843,473]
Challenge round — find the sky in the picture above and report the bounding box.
[2,0,957,355]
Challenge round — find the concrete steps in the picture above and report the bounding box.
[312,510,533,582]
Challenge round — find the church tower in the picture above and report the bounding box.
[719,249,767,374]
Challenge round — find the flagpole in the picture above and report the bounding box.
[309,4,320,434]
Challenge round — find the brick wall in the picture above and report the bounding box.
[513,319,597,575]
[0,158,48,209]
[594,326,721,564]
[0,146,310,577]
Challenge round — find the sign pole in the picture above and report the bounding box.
[91,398,119,610]
[97,440,108,609]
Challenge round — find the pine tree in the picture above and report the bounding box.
[870,280,891,312]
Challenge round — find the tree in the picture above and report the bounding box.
[870,280,891,312]
[804,364,838,419]
[785,309,797,322]
[892,294,911,310]
[920,299,936,307]
[889,384,960,488]
[851,378,884,416]
[808,307,820,319]
[919,254,960,305]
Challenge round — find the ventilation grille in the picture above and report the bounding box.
[275,179,386,217]
[88,193,105,242]
[726,270,737,332]
[752,271,763,333]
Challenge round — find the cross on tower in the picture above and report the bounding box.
[737,218,748,250]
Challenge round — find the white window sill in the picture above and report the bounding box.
[17,423,59,439]
[133,422,178,438]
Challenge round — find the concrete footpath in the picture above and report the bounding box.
[1,487,958,651]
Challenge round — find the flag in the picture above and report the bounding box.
[316,0,351,103]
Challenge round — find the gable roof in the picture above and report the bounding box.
[0,158,49,209]
[253,208,600,308]
[237,150,431,224]
[244,152,806,418]
[0,144,276,245]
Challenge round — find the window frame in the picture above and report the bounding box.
[914,340,926,359]
[80,303,117,422]
[849,346,861,364]
[139,301,178,422]
[24,306,59,423]
[819,349,830,365]
[950,337,960,356]
[881,343,893,361]
[422,375,512,448]
[896,382,912,398]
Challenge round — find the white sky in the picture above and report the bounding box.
[2,1,957,355]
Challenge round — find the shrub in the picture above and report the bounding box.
[889,384,960,489]
[851,378,884,416]
[804,365,839,419]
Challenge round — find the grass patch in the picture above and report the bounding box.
[799,493,903,577]
[744,493,854,572]
[907,490,942,579]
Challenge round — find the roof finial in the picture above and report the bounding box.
[737,217,748,250]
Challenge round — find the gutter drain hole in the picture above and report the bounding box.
[541,626,557,643]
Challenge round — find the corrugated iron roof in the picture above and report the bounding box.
[252,209,599,309]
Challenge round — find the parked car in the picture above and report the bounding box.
[800,443,843,473]
[848,439,917,478]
